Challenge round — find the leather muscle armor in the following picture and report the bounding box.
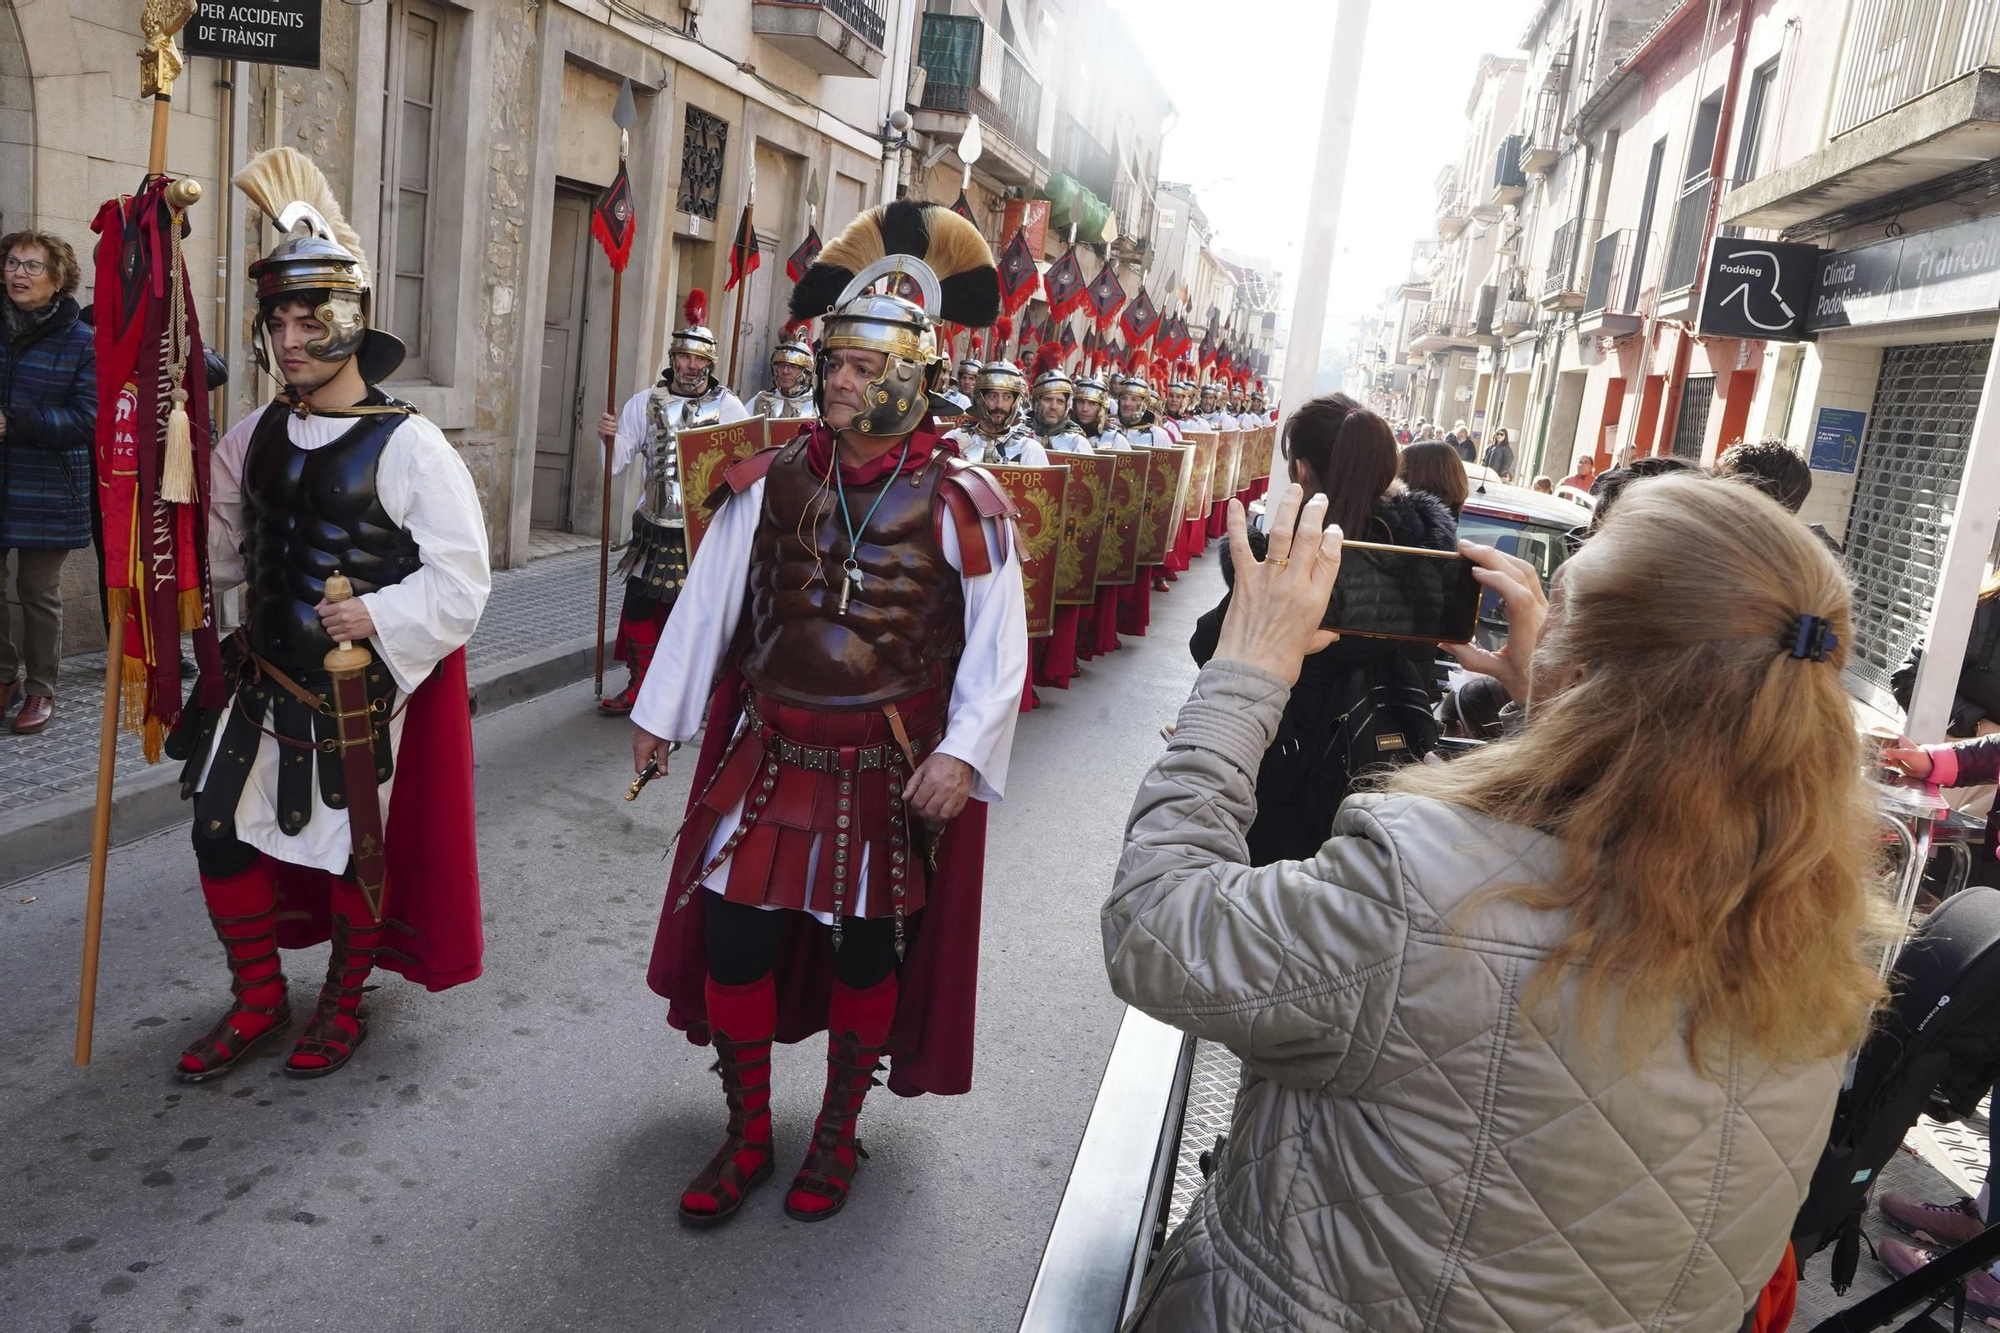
[242,404,422,678]
[742,442,965,710]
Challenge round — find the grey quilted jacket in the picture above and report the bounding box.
[1103,661,1843,1333]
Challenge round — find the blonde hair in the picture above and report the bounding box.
[1393,474,1891,1071]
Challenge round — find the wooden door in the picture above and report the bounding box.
[534,188,592,529]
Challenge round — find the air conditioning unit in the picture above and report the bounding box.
[907,65,928,107]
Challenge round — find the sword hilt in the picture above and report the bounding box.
[626,755,663,801]
[322,570,372,673]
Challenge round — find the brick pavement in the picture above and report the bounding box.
[0,545,604,822]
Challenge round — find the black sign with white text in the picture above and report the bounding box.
[1807,214,2000,332]
[1696,237,1821,342]
[184,1,322,70]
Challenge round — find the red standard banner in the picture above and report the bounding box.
[982,463,1069,637]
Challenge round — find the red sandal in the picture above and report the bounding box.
[283,913,379,1079]
[178,872,292,1084]
[678,1029,777,1227]
[784,1028,888,1223]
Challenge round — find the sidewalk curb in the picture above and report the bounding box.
[0,636,600,888]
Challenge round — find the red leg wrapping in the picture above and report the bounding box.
[1036,606,1080,689]
[786,975,898,1216]
[285,876,383,1072]
[682,973,777,1215]
[180,863,286,1074]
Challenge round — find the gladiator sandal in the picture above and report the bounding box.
[599,635,657,715]
[283,910,382,1079]
[679,976,777,1227]
[784,1026,889,1223]
[178,871,292,1083]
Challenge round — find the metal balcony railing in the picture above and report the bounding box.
[1832,0,2000,136]
[915,14,1043,159]
[1583,229,1633,315]
[1412,301,1475,343]
[1473,283,1499,334]
[1055,114,1116,200]
[1660,177,1719,294]
[1520,88,1563,174]
[1543,217,1584,298]
[798,0,887,50]
[916,13,980,111]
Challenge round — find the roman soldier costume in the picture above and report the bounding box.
[933,339,980,416]
[1113,361,1173,635]
[944,359,1049,466]
[1070,363,1121,453]
[600,292,750,714]
[1025,344,1090,456]
[746,322,818,424]
[635,201,1026,1228]
[164,148,490,1083]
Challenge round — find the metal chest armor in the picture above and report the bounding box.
[741,442,966,711]
[949,423,1036,464]
[749,388,817,422]
[638,382,731,524]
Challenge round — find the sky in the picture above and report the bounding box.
[1113,0,1528,337]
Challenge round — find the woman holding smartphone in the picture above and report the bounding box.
[1111,476,1888,1332]
[1189,394,1456,864]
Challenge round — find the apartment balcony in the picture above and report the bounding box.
[752,0,886,78]
[1723,0,2000,228]
[1660,177,1719,297]
[1578,229,1643,337]
[1540,216,1586,310]
[1470,284,1502,345]
[1436,188,1472,240]
[1491,135,1527,208]
[911,13,1047,186]
[1520,87,1562,176]
[1499,297,1535,337]
[1408,302,1476,354]
[1396,273,1433,300]
[1054,114,1116,202]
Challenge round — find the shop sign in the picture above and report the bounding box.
[1506,339,1536,373]
[1808,213,2000,331]
[1809,407,1865,474]
[1697,237,1819,341]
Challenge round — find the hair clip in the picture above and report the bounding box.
[1787,614,1838,662]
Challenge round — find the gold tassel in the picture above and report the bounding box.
[178,587,204,633]
[161,389,195,504]
[120,654,148,738]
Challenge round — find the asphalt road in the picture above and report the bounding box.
[1,557,1221,1333]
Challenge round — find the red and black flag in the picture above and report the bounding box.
[1197,325,1217,370]
[951,191,977,223]
[998,227,1040,315]
[1083,325,1099,357]
[1059,320,1078,353]
[1044,245,1088,321]
[1120,287,1160,349]
[1086,262,1126,331]
[725,202,759,292]
[785,224,823,283]
[1168,314,1193,360]
[590,162,637,273]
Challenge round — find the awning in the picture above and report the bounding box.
[1037,173,1118,245]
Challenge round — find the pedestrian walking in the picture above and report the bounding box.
[0,228,96,735]
[1109,475,1890,1332]
[1448,419,1476,463]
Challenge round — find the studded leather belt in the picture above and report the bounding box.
[743,696,902,773]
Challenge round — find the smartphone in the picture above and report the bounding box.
[1321,540,1481,644]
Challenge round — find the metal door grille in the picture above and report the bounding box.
[1845,339,1990,681]
[1671,375,1715,458]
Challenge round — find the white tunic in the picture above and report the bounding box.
[202,403,493,874]
[631,469,1029,918]
[945,425,1051,467]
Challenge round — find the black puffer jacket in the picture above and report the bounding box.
[1190,487,1457,865]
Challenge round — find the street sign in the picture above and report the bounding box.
[1697,237,1820,341]
[185,1,322,70]
[1808,214,2000,332]
[1809,407,1865,475]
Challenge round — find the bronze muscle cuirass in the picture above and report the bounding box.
[742,444,966,710]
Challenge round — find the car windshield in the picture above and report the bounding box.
[1456,511,1570,587]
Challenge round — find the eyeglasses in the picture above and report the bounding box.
[4,257,48,276]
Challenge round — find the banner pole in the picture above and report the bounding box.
[594,82,637,700]
[597,264,621,698]
[81,6,201,1064]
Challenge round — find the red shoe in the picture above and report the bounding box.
[785,977,897,1223]
[1880,1191,1987,1247]
[1878,1236,2000,1324]
[598,681,639,715]
[680,976,777,1227]
[179,866,291,1083]
[284,891,385,1079]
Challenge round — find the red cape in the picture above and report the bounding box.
[270,648,484,991]
[646,669,988,1098]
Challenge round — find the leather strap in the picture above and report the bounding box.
[327,663,391,924]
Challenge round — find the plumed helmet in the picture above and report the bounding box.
[956,335,985,378]
[789,201,1000,437]
[771,319,814,379]
[975,359,1028,400]
[1073,373,1111,411]
[234,147,403,383]
[1028,341,1072,400]
[670,289,719,367]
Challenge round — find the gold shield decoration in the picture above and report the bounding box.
[1139,446,1190,566]
[1100,450,1150,586]
[1183,431,1219,523]
[984,463,1069,637]
[1049,450,1114,605]
[1212,429,1243,503]
[681,417,771,561]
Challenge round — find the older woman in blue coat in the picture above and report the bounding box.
[1,228,97,734]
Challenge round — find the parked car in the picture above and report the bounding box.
[1457,480,1593,650]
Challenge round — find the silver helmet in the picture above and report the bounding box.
[974,359,1028,431]
[669,289,719,369]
